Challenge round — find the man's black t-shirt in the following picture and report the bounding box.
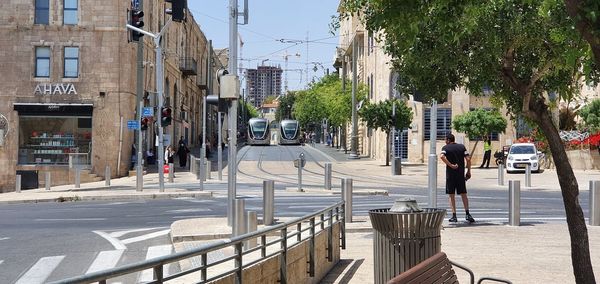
[441,143,469,178]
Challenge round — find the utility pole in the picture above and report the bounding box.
[428,100,438,207]
[349,37,359,159]
[135,0,144,192]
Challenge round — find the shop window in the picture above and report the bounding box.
[18,116,92,165]
[35,0,49,25]
[63,0,78,25]
[35,47,51,78]
[64,47,79,78]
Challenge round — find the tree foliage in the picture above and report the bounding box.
[239,100,259,119]
[579,99,600,132]
[275,93,296,122]
[339,1,597,281]
[452,109,507,140]
[359,98,413,134]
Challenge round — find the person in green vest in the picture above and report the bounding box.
[479,136,492,168]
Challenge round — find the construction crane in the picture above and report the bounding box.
[282,51,301,93]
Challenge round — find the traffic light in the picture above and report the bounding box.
[161,107,172,127]
[130,9,144,41]
[165,0,187,22]
[141,117,149,131]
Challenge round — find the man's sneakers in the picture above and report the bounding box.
[466,214,475,223]
[448,216,457,222]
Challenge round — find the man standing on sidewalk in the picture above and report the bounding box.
[440,133,475,223]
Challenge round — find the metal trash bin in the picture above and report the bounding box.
[369,199,446,284]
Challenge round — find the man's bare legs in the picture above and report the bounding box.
[460,193,469,212]
[448,194,457,222]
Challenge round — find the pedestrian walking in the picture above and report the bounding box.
[479,136,492,168]
[440,133,475,223]
[177,136,189,168]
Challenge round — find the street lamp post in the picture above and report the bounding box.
[349,38,359,159]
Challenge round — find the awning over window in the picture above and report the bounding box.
[14,103,93,116]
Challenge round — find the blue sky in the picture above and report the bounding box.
[187,1,340,91]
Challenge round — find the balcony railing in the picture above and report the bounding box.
[180,57,198,76]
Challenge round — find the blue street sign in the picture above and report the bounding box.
[143,107,153,117]
[127,120,139,130]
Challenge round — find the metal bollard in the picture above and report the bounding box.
[498,163,504,186]
[168,163,174,183]
[75,168,81,188]
[509,180,521,226]
[589,181,600,226]
[324,163,332,190]
[15,175,21,193]
[297,153,305,192]
[190,155,196,173]
[105,166,111,187]
[342,178,353,223]
[196,158,201,180]
[263,180,275,225]
[245,211,258,250]
[205,159,211,180]
[45,172,51,191]
[233,198,246,237]
[525,164,531,187]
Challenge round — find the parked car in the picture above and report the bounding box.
[506,143,542,173]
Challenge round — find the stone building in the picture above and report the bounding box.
[0,0,223,191]
[335,6,519,165]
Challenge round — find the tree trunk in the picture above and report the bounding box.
[532,98,596,284]
[564,0,600,67]
[386,132,390,166]
[470,140,479,162]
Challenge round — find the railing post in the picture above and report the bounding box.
[498,163,504,186]
[509,180,521,226]
[233,198,246,237]
[168,162,174,183]
[105,166,111,187]
[261,235,267,258]
[245,211,257,250]
[589,180,600,226]
[280,227,288,284]
[327,209,333,261]
[342,178,353,223]
[235,242,243,284]
[324,163,332,190]
[339,205,346,249]
[153,265,163,284]
[525,164,531,187]
[308,217,315,277]
[263,180,275,225]
[15,175,21,193]
[75,168,81,188]
[45,172,51,191]
[201,253,207,281]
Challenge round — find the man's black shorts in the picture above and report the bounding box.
[446,177,467,194]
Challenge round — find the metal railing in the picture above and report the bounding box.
[50,201,346,284]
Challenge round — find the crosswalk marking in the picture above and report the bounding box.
[0,260,4,265]
[15,255,65,284]
[85,250,124,274]
[138,245,173,283]
[109,227,164,238]
[122,229,171,245]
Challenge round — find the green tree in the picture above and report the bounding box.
[276,93,296,121]
[579,99,600,132]
[293,90,327,128]
[263,95,276,105]
[340,1,597,281]
[359,98,413,165]
[452,109,508,155]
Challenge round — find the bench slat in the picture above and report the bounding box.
[387,252,458,284]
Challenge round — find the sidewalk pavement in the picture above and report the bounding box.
[3,143,600,283]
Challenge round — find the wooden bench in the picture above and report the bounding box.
[387,252,512,284]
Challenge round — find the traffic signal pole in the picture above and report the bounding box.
[227,0,239,226]
[135,0,144,192]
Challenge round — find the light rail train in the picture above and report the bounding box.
[247,118,271,146]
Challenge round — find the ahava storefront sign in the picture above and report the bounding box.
[34,83,78,95]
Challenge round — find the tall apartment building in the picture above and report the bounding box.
[0,0,224,191]
[245,65,283,108]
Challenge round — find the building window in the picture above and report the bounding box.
[35,47,51,78]
[63,0,78,25]
[424,108,452,140]
[18,116,92,165]
[64,47,79,78]
[35,0,49,25]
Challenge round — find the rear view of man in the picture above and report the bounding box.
[440,133,475,223]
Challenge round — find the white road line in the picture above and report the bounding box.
[35,218,106,221]
[138,245,173,283]
[166,208,211,214]
[109,227,165,238]
[15,255,65,284]
[86,250,124,274]
[93,231,127,250]
[121,229,171,245]
[0,260,4,265]
[0,237,10,241]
